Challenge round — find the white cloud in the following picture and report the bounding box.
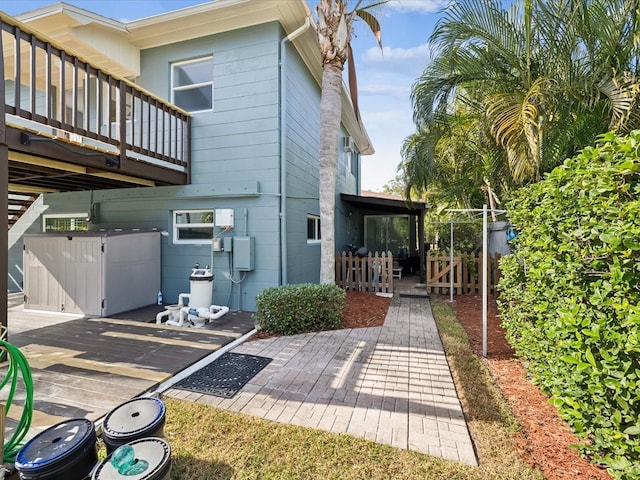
[387,0,448,14]
[364,44,429,62]
[361,145,406,190]
[360,82,410,99]
[360,43,430,77]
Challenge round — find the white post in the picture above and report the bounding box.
[482,204,488,357]
[450,218,454,303]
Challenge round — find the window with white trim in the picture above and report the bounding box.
[43,213,88,232]
[307,214,321,243]
[173,209,214,244]
[171,56,213,113]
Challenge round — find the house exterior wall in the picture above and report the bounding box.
[336,146,362,250]
[280,38,361,284]
[9,20,362,312]
[282,38,321,284]
[39,185,274,312]
[136,24,281,191]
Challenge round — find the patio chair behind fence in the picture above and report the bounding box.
[335,251,394,293]
[426,252,502,295]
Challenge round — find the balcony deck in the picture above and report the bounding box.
[1,12,191,225]
[0,12,192,329]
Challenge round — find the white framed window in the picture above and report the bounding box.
[171,56,213,113]
[345,150,356,176]
[307,214,321,243]
[173,209,214,244]
[43,213,88,232]
[349,151,357,175]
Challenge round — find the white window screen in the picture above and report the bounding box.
[173,209,215,244]
[171,56,213,113]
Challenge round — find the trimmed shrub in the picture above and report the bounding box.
[253,284,346,335]
[498,131,640,479]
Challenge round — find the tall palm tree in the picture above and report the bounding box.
[402,105,513,210]
[315,0,383,284]
[403,0,640,200]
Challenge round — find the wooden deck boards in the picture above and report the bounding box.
[2,304,255,441]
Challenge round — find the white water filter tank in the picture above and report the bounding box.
[189,265,213,308]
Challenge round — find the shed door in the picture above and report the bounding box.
[59,236,103,315]
[24,236,103,314]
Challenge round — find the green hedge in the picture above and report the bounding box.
[252,284,346,335]
[498,131,640,479]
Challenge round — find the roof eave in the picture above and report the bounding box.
[125,0,373,155]
[15,1,128,32]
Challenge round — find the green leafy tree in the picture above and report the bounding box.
[402,109,510,210]
[498,130,640,479]
[316,0,384,284]
[402,0,640,204]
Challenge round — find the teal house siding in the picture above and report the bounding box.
[40,183,279,312]
[28,24,289,312]
[137,23,282,190]
[280,38,362,284]
[282,37,321,284]
[7,4,373,313]
[336,140,361,250]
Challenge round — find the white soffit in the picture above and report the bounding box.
[14,2,139,77]
[127,0,307,49]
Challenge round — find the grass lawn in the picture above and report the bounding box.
[158,300,543,479]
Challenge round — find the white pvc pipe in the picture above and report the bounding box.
[450,219,454,303]
[178,293,190,306]
[156,305,181,324]
[482,204,488,358]
[169,305,230,327]
[156,310,171,324]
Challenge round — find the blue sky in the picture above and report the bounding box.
[1,0,446,191]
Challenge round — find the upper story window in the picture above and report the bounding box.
[307,214,321,243]
[171,56,214,113]
[347,151,357,176]
[343,136,357,176]
[173,209,214,244]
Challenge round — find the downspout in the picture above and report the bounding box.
[279,17,311,285]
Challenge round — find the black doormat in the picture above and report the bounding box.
[398,293,431,299]
[173,352,272,398]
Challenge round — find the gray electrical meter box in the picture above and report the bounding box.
[233,236,254,271]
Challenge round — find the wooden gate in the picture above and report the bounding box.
[426,252,501,295]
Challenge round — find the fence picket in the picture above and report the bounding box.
[334,251,393,293]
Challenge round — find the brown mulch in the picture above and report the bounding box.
[447,294,612,480]
[249,290,390,341]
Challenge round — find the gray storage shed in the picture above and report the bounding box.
[23,231,161,316]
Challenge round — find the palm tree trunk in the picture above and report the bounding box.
[319,62,343,284]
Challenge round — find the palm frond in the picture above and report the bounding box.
[597,73,639,129]
[353,8,382,48]
[407,0,640,196]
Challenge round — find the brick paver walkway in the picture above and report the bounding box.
[164,296,477,465]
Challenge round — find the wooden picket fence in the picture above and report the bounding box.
[426,252,502,295]
[335,251,394,293]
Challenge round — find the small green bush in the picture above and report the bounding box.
[498,130,640,479]
[252,284,346,335]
